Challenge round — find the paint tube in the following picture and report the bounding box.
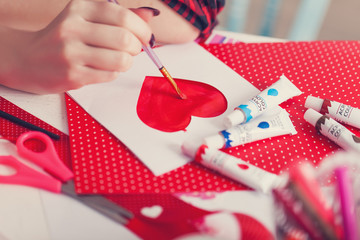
[304,108,360,153]
[224,75,302,128]
[181,141,285,193]
[305,95,360,130]
[204,109,297,149]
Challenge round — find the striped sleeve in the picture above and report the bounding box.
[160,0,225,41]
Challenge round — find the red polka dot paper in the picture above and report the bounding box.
[67,41,360,194]
[66,95,245,194]
[0,97,71,167]
[202,41,360,173]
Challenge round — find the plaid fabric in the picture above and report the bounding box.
[160,0,225,41]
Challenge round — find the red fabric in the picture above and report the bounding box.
[233,213,274,240]
[107,194,213,240]
[160,0,225,40]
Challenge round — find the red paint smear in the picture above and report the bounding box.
[237,164,249,170]
[137,76,228,132]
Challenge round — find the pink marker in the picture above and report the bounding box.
[181,141,284,193]
[335,166,358,240]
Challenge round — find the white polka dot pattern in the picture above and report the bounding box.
[66,95,244,194]
[67,41,360,194]
[0,97,71,167]
[203,41,360,173]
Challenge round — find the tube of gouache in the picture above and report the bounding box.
[181,141,285,193]
[304,108,360,153]
[305,95,360,130]
[204,109,297,149]
[224,75,302,128]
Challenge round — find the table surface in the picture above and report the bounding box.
[0,31,287,240]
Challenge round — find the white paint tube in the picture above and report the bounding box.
[204,109,297,149]
[224,75,302,128]
[304,108,360,153]
[181,141,285,193]
[305,95,360,130]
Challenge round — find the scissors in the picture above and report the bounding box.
[0,131,133,224]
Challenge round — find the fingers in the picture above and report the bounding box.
[29,0,160,94]
[79,43,134,72]
[64,0,158,72]
[131,7,160,23]
[69,66,121,89]
[79,22,142,55]
[72,0,153,46]
[45,66,120,93]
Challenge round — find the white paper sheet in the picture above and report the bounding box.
[68,42,259,175]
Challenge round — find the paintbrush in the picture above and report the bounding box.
[142,45,186,99]
[107,0,186,99]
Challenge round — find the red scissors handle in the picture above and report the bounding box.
[16,131,73,182]
[0,155,62,193]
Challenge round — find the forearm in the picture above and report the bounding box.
[0,26,31,88]
[0,0,69,30]
[0,0,200,43]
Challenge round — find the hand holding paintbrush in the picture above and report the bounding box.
[108,0,186,99]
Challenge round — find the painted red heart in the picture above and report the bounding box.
[137,76,228,132]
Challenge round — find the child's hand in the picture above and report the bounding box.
[3,0,155,94]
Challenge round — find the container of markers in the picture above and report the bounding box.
[272,150,360,240]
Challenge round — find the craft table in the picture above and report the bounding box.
[0,31,279,240]
[1,29,359,239]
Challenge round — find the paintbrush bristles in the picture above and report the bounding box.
[142,45,186,99]
[159,67,187,100]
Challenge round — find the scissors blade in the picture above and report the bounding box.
[61,181,133,225]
